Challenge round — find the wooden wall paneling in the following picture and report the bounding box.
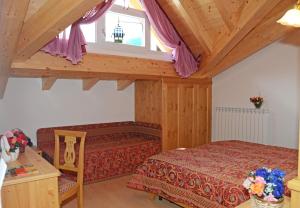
[135,80,162,124]
[206,84,212,143]
[192,84,210,147]
[162,83,179,151]
[193,85,202,147]
[178,84,194,148]
[135,78,212,151]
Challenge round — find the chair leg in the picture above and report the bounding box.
[77,186,84,208]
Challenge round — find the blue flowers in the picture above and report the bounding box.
[243,167,286,202]
[255,168,269,178]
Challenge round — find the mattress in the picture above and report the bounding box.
[128,140,297,208]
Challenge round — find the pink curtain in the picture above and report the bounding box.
[42,0,199,77]
[41,0,115,64]
[139,0,199,77]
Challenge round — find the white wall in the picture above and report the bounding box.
[0,78,134,145]
[213,42,300,149]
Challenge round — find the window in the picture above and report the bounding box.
[105,11,145,47]
[80,0,172,61]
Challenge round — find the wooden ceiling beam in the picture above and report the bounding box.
[0,0,30,98]
[117,80,135,91]
[172,0,213,55]
[205,0,297,77]
[82,78,100,91]
[11,52,182,80]
[213,0,235,31]
[197,0,282,76]
[15,0,104,61]
[42,76,57,90]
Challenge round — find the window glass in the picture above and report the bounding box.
[81,23,96,43]
[150,27,172,53]
[105,11,145,47]
[114,0,143,10]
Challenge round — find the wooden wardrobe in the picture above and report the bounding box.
[135,78,212,151]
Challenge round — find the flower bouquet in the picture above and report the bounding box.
[243,167,285,208]
[3,129,32,153]
[250,96,264,109]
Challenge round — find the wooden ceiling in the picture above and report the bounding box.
[0,0,299,97]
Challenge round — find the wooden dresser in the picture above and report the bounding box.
[2,147,60,208]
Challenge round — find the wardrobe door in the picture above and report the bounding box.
[162,83,179,151]
[178,84,194,148]
[193,84,211,147]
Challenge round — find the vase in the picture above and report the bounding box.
[254,102,263,109]
[19,145,26,153]
[1,148,19,163]
[252,195,284,208]
[1,135,20,162]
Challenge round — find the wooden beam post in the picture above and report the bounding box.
[82,78,99,91]
[15,0,104,61]
[197,0,281,75]
[0,0,30,98]
[117,80,134,91]
[42,77,57,90]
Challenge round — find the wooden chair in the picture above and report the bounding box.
[54,130,87,208]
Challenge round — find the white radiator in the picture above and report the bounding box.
[213,107,270,144]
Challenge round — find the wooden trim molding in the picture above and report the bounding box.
[11,52,181,80]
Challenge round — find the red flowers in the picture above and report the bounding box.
[250,96,263,103]
[5,129,29,152]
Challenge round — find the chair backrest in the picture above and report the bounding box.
[54,130,86,184]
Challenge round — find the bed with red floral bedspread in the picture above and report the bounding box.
[128,140,297,208]
[37,121,161,184]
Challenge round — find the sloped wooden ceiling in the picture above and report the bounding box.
[0,0,299,97]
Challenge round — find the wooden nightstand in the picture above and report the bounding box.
[237,196,290,207]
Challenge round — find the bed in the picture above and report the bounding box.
[37,121,161,184]
[127,140,297,208]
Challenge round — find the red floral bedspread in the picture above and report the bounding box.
[128,140,297,208]
[37,122,162,184]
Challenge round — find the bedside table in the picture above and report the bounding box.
[237,196,290,207]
